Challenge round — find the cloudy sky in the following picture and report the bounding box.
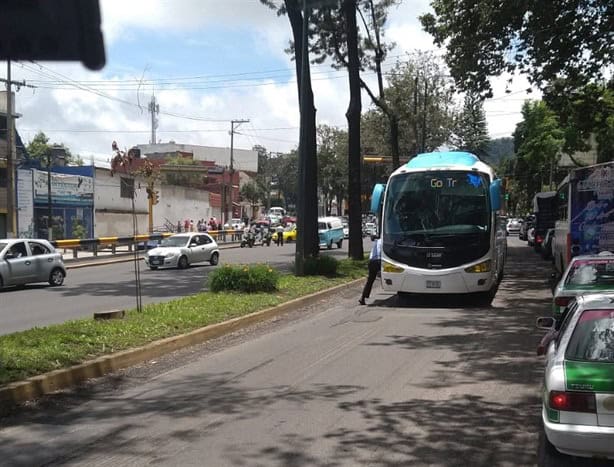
[4,0,537,168]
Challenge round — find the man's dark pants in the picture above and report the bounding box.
[361,259,381,301]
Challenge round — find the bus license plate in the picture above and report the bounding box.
[426,280,441,289]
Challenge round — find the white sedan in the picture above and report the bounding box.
[145,233,219,270]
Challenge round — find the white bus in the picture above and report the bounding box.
[371,151,507,305]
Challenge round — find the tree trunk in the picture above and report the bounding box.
[344,0,364,260]
[286,0,320,273]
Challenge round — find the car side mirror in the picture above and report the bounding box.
[190,242,198,247]
[4,253,15,260]
[536,317,555,330]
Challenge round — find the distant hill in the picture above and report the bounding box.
[485,137,514,164]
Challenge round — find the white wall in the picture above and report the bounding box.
[155,185,212,230]
[94,167,148,237]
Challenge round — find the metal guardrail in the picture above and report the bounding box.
[51,230,244,259]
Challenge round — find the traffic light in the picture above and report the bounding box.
[153,191,160,205]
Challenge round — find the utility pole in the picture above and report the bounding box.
[2,61,34,238]
[148,95,159,144]
[228,119,249,223]
[421,78,428,153]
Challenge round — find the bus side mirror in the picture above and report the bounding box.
[370,184,386,214]
[490,180,502,211]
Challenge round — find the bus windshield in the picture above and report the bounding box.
[384,171,491,239]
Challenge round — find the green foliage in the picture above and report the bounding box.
[452,92,490,156]
[487,138,514,165]
[240,180,265,209]
[163,155,203,187]
[208,264,280,293]
[299,255,339,277]
[317,125,348,214]
[544,79,614,164]
[383,53,457,154]
[512,100,565,211]
[0,259,365,385]
[420,1,613,96]
[71,218,86,239]
[26,131,80,166]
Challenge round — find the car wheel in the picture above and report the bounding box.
[0,275,3,289]
[474,284,497,307]
[49,268,65,286]
[178,255,189,269]
[327,241,333,250]
[337,239,343,248]
[210,252,219,266]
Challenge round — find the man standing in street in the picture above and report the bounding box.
[276,223,284,246]
[359,238,381,305]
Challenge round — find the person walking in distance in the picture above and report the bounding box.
[276,223,284,246]
[359,238,382,305]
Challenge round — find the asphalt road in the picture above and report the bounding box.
[0,239,370,335]
[3,237,601,466]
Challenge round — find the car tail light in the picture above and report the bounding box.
[549,391,596,413]
[554,296,572,307]
[536,235,544,244]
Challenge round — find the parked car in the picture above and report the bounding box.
[506,218,522,236]
[519,215,535,241]
[527,227,536,246]
[144,233,219,270]
[551,251,614,320]
[541,228,555,260]
[271,225,297,243]
[0,238,66,288]
[224,218,245,230]
[364,222,377,240]
[318,216,344,249]
[536,293,614,460]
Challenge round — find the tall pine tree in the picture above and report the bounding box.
[452,93,490,157]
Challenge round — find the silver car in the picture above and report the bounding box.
[144,233,219,270]
[537,294,614,460]
[0,239,66,288]
[551,251,614,320]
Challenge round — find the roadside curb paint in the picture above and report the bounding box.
[0,278,365,411]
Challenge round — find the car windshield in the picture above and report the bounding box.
[566,309,614,362]
[160,236,190,247]
[565,259,614,288]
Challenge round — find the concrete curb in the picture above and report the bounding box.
[0,278,364,410]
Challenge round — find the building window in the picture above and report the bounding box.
[120,177,134,198]
[0,168,7,188]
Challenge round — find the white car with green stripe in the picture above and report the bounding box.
[538,293,614,460]
[552,252,614,320]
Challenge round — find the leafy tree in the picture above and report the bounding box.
[486,137,514,165]
[26,131,83,166]
[513,101,565,202]
[420,1,614,97]
[543,79,614,164]
[317,125,348,215]
[240,180,265,213]
[385,53,457,155]
[163,156,204,187]
[452,92,490,157]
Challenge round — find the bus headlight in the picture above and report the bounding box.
[382,260,404,273]
[465,260,491,273]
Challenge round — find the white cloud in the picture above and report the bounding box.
[8,0,543,168]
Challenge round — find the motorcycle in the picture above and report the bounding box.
[240,231,255,248]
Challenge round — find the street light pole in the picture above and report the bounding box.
[47,151,52,241]
[229,118,249,223]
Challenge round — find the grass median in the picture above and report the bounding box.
[0,258,367,386]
